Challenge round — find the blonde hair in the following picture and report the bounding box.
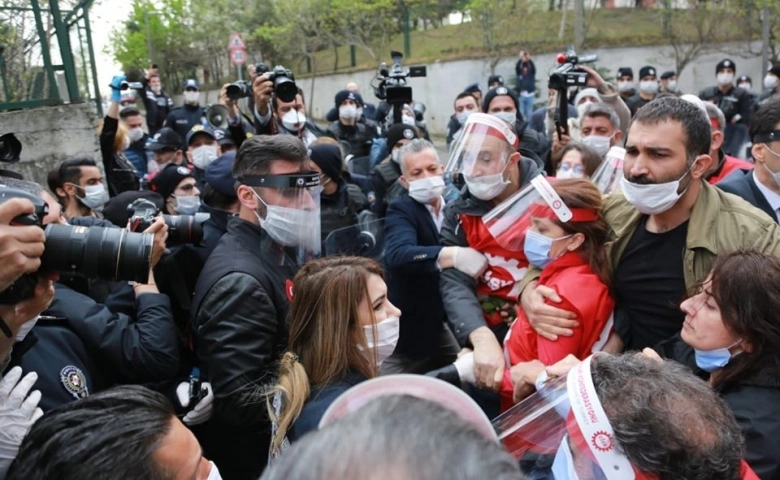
[268,256,384,452]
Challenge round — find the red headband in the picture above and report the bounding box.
[529,203,600,222]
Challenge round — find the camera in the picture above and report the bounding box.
[0,187,154,305]
[548,48,598,91]
[120,81,143,91]
[373,51,427,109]
[0,133,21,164]
[127,198,209,246]
[232,63,298,103]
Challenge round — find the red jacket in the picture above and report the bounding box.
[708,155,754,185]
[500,251,614,409]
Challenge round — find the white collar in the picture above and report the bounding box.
[752,170,780,213]
[423,197,445,232]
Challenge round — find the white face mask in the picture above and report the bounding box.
[73,183,108,210]
[151,85,162,95]
[639,80,659,95]
[581,134,613,157]
[402,115,416,126]
[128,127,145,143]
[576,101,594,118]
[408,176,445,204]
[173,195,201,215]
[206,461,223,480]
[356,107,364,118]
[620,162,695,215]
[717,72,734,85]
[361,316,400,368]
[191,145,219,170]
[464,170,510,201]
[391,148,401,164]
[762,146,780,187]
[617,80,634,93]
[184,91,200,104]
[666,80,677,91]
[252,191,319,250]
[339,105,358,121]
[456,110,474,126]
[764,75,778,90]
[15,315,40,342]
[281,110,306,131]
[492,111,516,125]
[738,83,751,90]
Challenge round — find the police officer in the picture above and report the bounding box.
[143,73,174,136]
[370,123,421,217]
[699,59,753,155]
[309,143,368,244]
[164,79,206,150]
[326,90,376,158]
[200,151,239,260]
[184,125,221,189]
[5,178,179,413]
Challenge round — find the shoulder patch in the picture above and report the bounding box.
[60,365,89,400]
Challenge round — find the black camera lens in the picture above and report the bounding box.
[274,77,297,103]
[226,81,251,100]
[162,213,209,245]
[41,224,153,283]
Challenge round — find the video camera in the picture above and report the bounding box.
[127,198,209,246]
[372,51,426,124]
[227,63,297,103]
[548,47,598,139]
[0,187,155,305]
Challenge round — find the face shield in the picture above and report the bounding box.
[241,171,321,261]
[444,113,519,199]
[590,146,626,195]
[493,356,650,480]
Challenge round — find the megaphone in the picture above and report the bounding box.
[205,104,230,129]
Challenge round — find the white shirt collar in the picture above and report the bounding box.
[423,197,446,232]
[752,170,780,220]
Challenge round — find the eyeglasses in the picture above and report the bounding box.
[558,164,585,175]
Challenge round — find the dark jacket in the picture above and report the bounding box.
[515,59,536,94]
[326,121,375,158]
[198,202,233,262]
[626,93,656,116]
[125,135,150,176]
[143,88,174,136]
[699,85,752,125]
[370,160,407,217]
[385,196,447,359]
[191,216,299,479]
[321,181,368,243]
[164,105,206,149]
[440,157,541,346]
[717,169,776,222]
[9,282,179,412]
[288,371,366,442]
[99,116,140,196]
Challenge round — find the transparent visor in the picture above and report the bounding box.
[243,171,321,259]
[444,114,518,181]
[590,147,626,195]
[483,176,590,252]
[493,357,637,480]
[324,218,384,260]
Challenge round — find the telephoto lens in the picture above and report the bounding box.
[41,224,154,283]
[163,213,209,245]
[226,80,252,100]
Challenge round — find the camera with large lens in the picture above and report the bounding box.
[127,198,209,246]
[226,80,252,100]
[372,51,427,125]
[0,187,154,305]
[548,47,598,138]
[267,65,297,103]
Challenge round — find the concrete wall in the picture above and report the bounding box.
[181,41,765,137]
[0,103,101,187]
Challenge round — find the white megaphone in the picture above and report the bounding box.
[205,104,230,129]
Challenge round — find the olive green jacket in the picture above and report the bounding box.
[520,181,780,291]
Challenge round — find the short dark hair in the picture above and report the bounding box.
[57,157,98,187]
[149,73,160,80]
[233,135,308,182]
[631,96,711,165]
[120,107,142,119]
[0,176,45,197]
[582,102,620,131]
[454,92,478,108]
[593,354,743,480]
[272,87,306,112]
[556,142,604,177]
[202,182,238,211]
[749,96,780,142]
[263,395,525,480]
[8,385,176,480]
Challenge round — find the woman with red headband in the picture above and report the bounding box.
[500,178,614,409]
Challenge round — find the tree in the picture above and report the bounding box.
[330,0,401,61]
[467,0,530,74]
[660,0,732,77]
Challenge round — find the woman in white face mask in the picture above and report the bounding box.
[554,143,604,180]
[267,256,401,462]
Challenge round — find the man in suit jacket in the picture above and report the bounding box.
[718,98,780,223]
[382,139,488,374]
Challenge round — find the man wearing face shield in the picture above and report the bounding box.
[495,354,758,480]
[164,79,207,150]
[482,86,548,169]
[191,135,320,480]
[440,113,542,398]
[519,96,780,355]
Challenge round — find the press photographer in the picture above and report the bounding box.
[0,177,181,413]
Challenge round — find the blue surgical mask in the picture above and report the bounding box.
[694,340,742,372]
[523,229,571,269]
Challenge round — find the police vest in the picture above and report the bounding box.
[321,184,365,241]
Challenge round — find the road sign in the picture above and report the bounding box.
[230,49,247,66]
[228,32,246,51]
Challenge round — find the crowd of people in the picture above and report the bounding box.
[0,50,779,480]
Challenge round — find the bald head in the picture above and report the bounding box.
[345,82,360,93]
